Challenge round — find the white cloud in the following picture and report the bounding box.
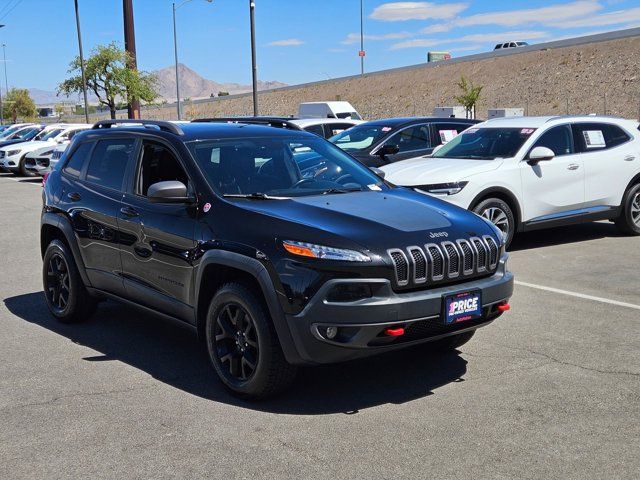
[421,0,602,32]
[390,30,550,49]
[266,39,305,47]
[341,31,412,44]
[547,6,640,28]
[370,2,469,22]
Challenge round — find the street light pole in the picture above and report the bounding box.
[0,25,4,125]
[360,0,364,76]
[249,0,258,116]
[73,0,90,124]
[172,0,212,120]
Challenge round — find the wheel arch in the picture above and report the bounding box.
[41,213,92,287]
[622,171,640,204]
[194,250,301,364]
[469,187,523,232]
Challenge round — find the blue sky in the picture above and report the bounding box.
[1,0,639,91]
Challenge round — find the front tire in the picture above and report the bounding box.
[17,155,36,177]
[205,283,297,399]
[615,183,640,235]
[42,239,97,323]
[472,198,515,248]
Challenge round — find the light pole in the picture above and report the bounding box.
[249,0,258,116]
[73,1,90,123]
[360,0,364,76]
[173,0,212,120]
[0,25,4,125]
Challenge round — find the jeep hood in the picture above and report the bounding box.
[227,188,498,253]
[381,157,503,186]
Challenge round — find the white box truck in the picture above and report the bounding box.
[298,102,362,120]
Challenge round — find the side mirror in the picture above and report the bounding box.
[528,146,555,165]
[369,167,385,178]
[148,180,194,204]
[377,144,400,156]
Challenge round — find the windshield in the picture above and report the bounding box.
[433,127,536,159]
[0,125,25,138]
[36,128,64,141]
[15,127,42,140]
[188,135,386,198]
[330,124,391,151]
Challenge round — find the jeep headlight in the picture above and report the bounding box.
[282,240,370,262]
[7,149,21,157]
[415,181,468,195]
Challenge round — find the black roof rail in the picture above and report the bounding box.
[193,117,302,131]
[92,119,184,135]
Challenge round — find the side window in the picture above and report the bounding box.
[434,123,471,145]
[602,124,631,149]
[532,125,574,156]
[389,124,431,153]
[136,141,189,196]
[326,123,355,137]
[63,142,94,177]
[303,124,325,137]
[85,138,136,190]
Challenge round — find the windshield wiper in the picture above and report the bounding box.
[322,187,364,195]
[222,192,284,200]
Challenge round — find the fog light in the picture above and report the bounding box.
[326,326,338,339]
[326,283,373,302]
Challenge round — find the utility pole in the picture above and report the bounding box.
[249,0,258,116]
[0,25,4,125]
[172,2,181,120]
[123,0,140,119]
[73,1,90,123]
[360,0,364,76]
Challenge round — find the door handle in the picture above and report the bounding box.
[120,206,139,217]
[67,192,81,202]
[567,164,580,170]
[624,155,636,162]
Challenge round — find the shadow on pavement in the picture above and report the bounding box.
[4,292,468,415]
[509,221,624,251]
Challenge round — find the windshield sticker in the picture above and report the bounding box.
[520,128,536,135]
[439,130,459,143]
[381,127,392,132]
[368,184,382,191]
[466,128,479,134]
[583,130,606,148]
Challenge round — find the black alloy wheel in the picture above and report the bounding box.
[214,302,259,381]
[46,253,71,314]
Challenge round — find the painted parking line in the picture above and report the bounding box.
[515,280,640,311]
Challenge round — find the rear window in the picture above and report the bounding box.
[63,142,93,177]
[85,138,136,190]
[572,123,631,152]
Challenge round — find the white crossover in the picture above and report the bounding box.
[381,115,640,246]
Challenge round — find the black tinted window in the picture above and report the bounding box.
[434,123,473,145]
[63,142,93,177]
[602,124,631,148]
[533,125,573,156]
[389,124,430,153]
[304,124,325,137]
[136,141,189,196]
[86,138,136,190]
[572,123,630,152]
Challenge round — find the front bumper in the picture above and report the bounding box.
[284,254,513,364]
[0,157,20,171]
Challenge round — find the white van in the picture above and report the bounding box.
[298,101,362,120]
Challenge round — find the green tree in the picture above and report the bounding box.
[455,76,483,119]
[58,42,158,119]
[3,88,37,122]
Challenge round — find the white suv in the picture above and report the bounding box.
[381,116,640,246]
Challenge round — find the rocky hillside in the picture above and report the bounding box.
[141,35,640,121]
[153,64,287,101]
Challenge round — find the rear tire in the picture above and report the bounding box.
[42,239,97,323]
[615,183,640,235]
[472,198,515,248]
[205,283,297,399]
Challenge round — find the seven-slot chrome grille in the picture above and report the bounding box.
[388,236,500,288]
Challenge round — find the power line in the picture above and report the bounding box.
[0,0,24,22]
[0,0,19,18]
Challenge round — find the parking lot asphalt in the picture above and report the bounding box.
[0,173,638,479]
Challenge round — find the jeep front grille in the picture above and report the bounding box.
[388,236,500,289]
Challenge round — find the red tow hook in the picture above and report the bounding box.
[384,327,405,337]
[497,301,511,312]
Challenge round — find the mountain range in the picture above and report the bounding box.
[29,63,286,105]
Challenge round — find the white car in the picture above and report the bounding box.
[0,124,90,176]
[381,115,640,246]
[24,125,91,176]
[195,117,362,139]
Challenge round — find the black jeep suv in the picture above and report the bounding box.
[41,119,514,398]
